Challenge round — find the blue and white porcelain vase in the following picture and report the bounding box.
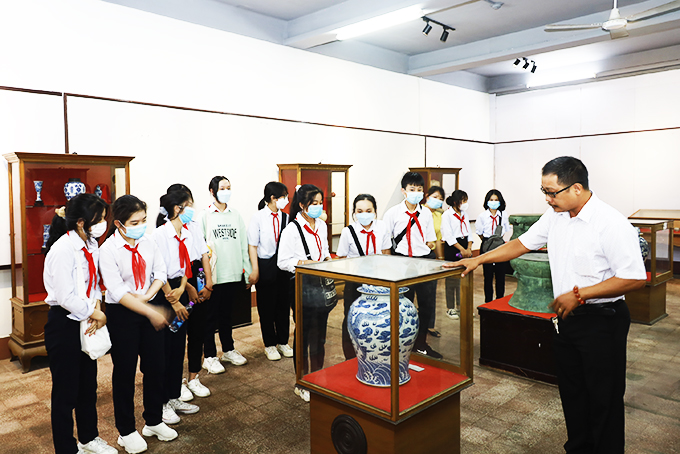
[637,227,651,262]
[42,224,50,249]
[64,178,86,201]
[33,180,44,206]
[347,285,419,387]
[94,185,103,198]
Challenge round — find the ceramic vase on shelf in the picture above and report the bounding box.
[347,285,419,387]
[42,225,50,250]
[637,227,651,262]
[94,185,103,198]
[64,178,86,201]
[33,180,44,206]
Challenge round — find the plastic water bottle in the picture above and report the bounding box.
[169,301,195,333]
[197,268,206,292]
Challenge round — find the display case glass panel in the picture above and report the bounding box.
[295,255,473,422]
[630,219,674,286]
[409,167,460,209]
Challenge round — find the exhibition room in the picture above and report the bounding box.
[1,0,679,453]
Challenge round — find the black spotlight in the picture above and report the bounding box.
[440,28,449,42]
[523,58,530,69]
[531,63,537,73]
[514,58,521,66]
[423,21,432,35]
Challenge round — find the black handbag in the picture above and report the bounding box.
[480,216,505,254]
[291,220,338,310]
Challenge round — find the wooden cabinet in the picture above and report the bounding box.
[3,152,133,371]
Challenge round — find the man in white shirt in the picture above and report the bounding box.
[448,157,645,453]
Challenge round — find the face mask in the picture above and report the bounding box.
[488,201,501,210]
[405,191,424,205]
[90,221,107,239]
[460,202,469,212]
[122,223,147,240]
[307,204,323,219]
[427,197,443,210]
[217,189,231,204]
[179,206,194,225]
[356,212,375,226]
[276,197,289,210]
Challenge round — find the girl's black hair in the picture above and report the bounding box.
[446,190,468,210]
[352,194,377,214]
[45,193,108,254]
[208,176,229,199]
[106,195,147,238]
[157,190,192,227]
[425,185,445,201]
[290,184,323,220]
[258,181,288,210]
[167,183,194,201]
[483,189,506,212]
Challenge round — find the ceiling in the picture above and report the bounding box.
[103,0,680,93]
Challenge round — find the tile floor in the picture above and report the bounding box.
[0,268,678,453]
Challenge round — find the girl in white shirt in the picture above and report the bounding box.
[99,194,177,450]
[247,181,292,362]
[43,193,116,454]
[151,190,199,424]
[441,190,473,320]
[277,184,333,402]
[476,189,511,302]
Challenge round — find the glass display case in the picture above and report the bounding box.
[295,255,472,454]
[278,164,351,254]
[409,167,460,199]
[3,152,133,371]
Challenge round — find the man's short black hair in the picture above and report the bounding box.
[542,156,589,190]
[401,172,425,189]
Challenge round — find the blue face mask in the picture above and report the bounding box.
[307,204,323,219]
[488,200,501,210]
[122,223,147,240]
[179,206,194,225]
[356,212,375,226]
[405,191,424,205]
[426,197,443,210]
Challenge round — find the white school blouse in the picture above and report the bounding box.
[336,220,391,258]
[153,221,194,280]
[186,219,209,262]
[43,231,100,321]
[383,200,436,257]
[519,193,646,303]
[99,231,168,304]
[441,208,473,246]
[247,205,288,259]
[475,209,510,238]
[277,213,330,273]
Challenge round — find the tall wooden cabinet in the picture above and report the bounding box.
[3,152,133,372]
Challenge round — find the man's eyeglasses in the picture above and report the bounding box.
[540,183,574,198]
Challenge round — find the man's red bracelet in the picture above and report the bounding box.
[573,285,585,305]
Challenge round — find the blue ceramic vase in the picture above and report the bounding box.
[33,180,44,206]
[64,178,86,201]
[347,285,419,387]
[42,224,50,249]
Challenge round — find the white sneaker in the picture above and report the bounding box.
[446,308,459,320]
[117,431,147,454]
[294,386,310,403]
[179,379,194,402]
[187,376,211,397]
[162,403,180,425]
[264,346,282,361]
[202,356,226,374]
[221,349,247,366]
[277,344,294,358]
[142,422,178,442]
[78,437,118,454]
[169,398,199,415]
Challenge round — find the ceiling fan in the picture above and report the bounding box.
[545,0,680,39]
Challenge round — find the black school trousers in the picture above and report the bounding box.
[204,281,241,356]
[342,281,361,360]
[256,266,291,347]
[481,237,506,302]
[150,276,188,402]
[395,251,436,349]
[187,260,209,373]
[45,306,99,454]
[107,303,164,435]
[554,300,630,454]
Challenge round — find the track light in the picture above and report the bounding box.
[440,28,449,42]
[422,19,432,35]
[531,63,537,73]
[483,0,504,9]
[514,58,521,66]
[421,16,455,43]
[523,58,530,69]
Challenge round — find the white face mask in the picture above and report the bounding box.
[460,202,469,212]
[89,221,107,239]
[276,197,289,210]
[217,189,231,204]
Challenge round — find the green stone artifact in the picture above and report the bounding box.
[508,214,555,314]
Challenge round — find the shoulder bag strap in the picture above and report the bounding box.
[393,211,419,247]
[274,212,289,255]
[291,220,312,260]
[348,225,365,256]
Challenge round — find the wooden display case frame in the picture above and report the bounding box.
[408,167,461,193]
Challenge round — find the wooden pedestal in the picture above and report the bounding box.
[626,282,667,325]
[9,297,49,373]
[310,392,460,454]
[478,301,557,385]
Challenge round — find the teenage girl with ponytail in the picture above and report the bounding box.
[247,181,293,361]
[151,190,199,425]
[277,184,333,402]
[99,195,177,451]
[336,194,391,360]
[43,193,117,454]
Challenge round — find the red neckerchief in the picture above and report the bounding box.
[491,213,500,233]
[361,229,376,255]
[175,234,193,278]
[69,232,96,297]
[272,212,280,243]
[453,212,468,235]
[405,211,424,257]
[303,224,323,261]
[124,243,147,290]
